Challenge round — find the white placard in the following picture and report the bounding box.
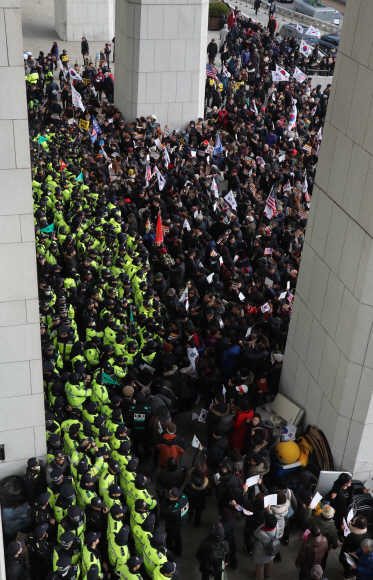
[239,292,245,302]
[246,327,252,337]
[264,494,277,508]
[246,475,260,488]
[287,281,290,289]
[345,553,356,567]
[347,508,354,523]
[343,518,350,537]
[279,291,287,299]
[192,413,199,421]
[310,492,322,509]
[192,435,200,448]
[265,277,273,287]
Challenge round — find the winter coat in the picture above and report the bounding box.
[355,548,373,580]
[229,407,254,451]
[206,403,231,438]
[156,433,186,467]
[221,344,241,377]
[167,262,185,290]
[339,524,369,567]
[184,468,210,512]
[252,526,278,565]
[245,456,270,479]
[325,481,352,530]
[304,512,339,550]
[205,435,231,470]
[196,534,231,572]
[271,499,290,538]
[295,534,329,573]
[215,472,243,509]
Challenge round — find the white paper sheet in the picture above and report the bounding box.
[246,475,260,488]
[264,494,277,508]
[310,492,323,509]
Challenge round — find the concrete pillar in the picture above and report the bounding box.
[55,0,114,42]
[0,0,45,477]
[280,0,373,479]
[114,0,208,129]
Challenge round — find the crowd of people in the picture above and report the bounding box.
[6,6,373,580]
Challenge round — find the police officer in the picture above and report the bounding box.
[58,505,86,542]
[34,492,56,538]
[47,434,64,464]
[107,503,127,538]
[85,496,108,535]
[24,457,47,503]
[53,531,82,570]
[76,473,98,509]
[54,483,76,523]
[132,513,155,557]
[48,555,80,580]
[104,483,124,511]
[120,457,139,494]
[81,532,109,578]
[142,532,172,579]
[26,524,52,580]
[154,562,177,580]
[99,459,120,498]
[126,392,152,456]
[5,540,29,580]
[47,467,64,508]
[129,499,150,531]
[64,424,81,456]
[118,555,144,580]
[126,474,157,513]
[46,450,71,485]
[163,487,189,557]
[108,525,130,569]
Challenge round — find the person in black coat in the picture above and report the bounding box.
[5,541,30,580]
[325,473,369,538]
[154,272,168,302]
[81,37,89,60]
[215,463,244,511]
[221,508,237,569]
[102,73,114,103]
[24,458,47,504]
[167,255,185,291]
[339,515,370,578]
[207,40,218,63]
[196,522,231,580]
[184,464,210,526]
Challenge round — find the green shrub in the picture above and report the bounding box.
[209,2,230,17]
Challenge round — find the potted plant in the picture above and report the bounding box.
[209,2,230,30]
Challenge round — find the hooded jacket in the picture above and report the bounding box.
[295,534,329,572]
[304,512,338,549]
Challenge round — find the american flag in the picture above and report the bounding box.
[264,187,277,219]
[206,64,218,81]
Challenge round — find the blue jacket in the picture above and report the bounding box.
[355,549,373,580]
[221,344,241,376]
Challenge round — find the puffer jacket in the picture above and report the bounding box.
[252,526,279,565]
[184,468,210,512]
[270,498,290,538]
[295,534,328,573]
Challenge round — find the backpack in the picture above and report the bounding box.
[205,542,226,573]
[263,532,281,556]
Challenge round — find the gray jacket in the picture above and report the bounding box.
[252,526,279,565]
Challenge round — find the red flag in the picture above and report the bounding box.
[154,213,163,244]
[59,160,67,172]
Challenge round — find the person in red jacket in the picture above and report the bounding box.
[227,10,236,30]
[230,398,254,451]
[156,423,186,468]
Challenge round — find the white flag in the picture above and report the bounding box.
[68,65,82,81]
[154,166,166,190]
[59,59,68,78]
[275,64,290,81]
[71,85,85,112]
[164,147,170,168]
[183,219,191,231]
[317,127,323,142]
[295,24,303,34]
[250,101,258,116]
[212,177,219,198]
[306,25,321,38]
[224,190,237,210]
[207,273,214,284]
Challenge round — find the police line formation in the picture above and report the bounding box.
[7,11,355,580]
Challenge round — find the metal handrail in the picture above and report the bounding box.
[227,0,340,34]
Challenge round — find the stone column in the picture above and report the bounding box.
[0,0,45,477]
[54,0,114,42]
[280,0,373,479]
[114,0,208,129]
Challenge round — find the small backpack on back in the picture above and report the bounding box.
[205,542,226,573]
[263,532,281,556]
